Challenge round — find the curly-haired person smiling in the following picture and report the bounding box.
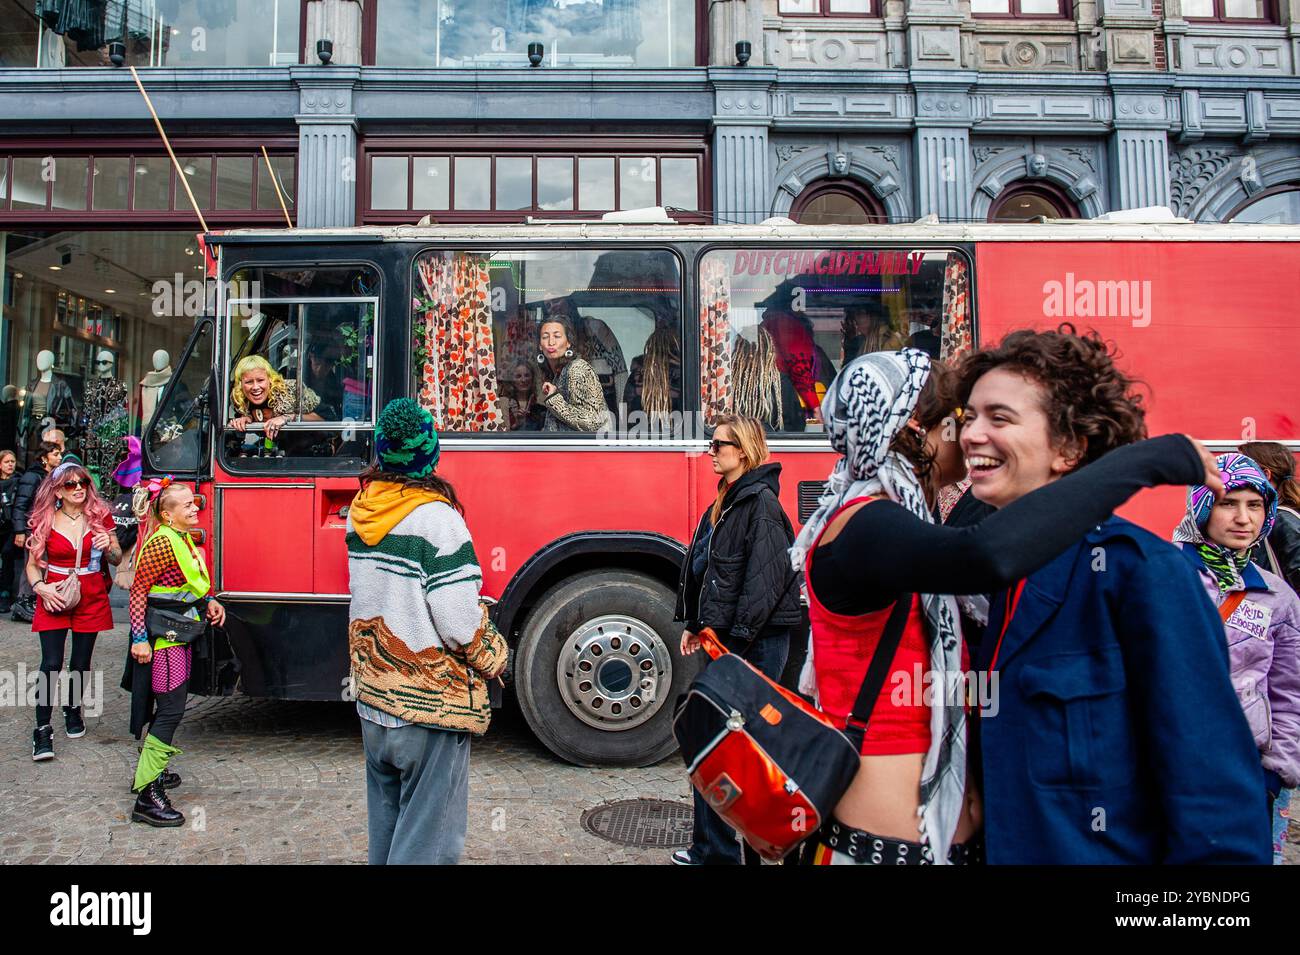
[958,326,1270,864]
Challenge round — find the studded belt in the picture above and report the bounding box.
[816,818,984,865]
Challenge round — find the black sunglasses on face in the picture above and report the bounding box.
[708,439,740,453]
[62,479,87,490]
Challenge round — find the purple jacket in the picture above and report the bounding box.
[1181,544,1300,788]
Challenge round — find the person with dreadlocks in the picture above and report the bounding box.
[1172,452,1300,862]
[347,399,507,864]
[122,477,225,826]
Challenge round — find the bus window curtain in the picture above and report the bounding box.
[940,254,972,363]
[699,255,733,428]
[415,252,505,432]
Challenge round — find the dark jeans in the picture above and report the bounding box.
[690,628,791,865]
[0,536,17,603]
[35,629,97,727]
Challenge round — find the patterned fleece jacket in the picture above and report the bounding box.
[346,482,507,734]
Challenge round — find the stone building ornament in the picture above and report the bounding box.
[1026,153,1049,179]
[829,151,850,177]
[1168,147,1236,219]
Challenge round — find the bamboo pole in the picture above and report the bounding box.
[129,65,209,233]
[261,146,294,228]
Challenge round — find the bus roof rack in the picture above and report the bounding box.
[1089,207,1192,224]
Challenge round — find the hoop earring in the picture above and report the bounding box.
[564,348,574,359]
[55,499,63,509]
[537,353,545,364]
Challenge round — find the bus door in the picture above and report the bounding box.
[142,316,222,691]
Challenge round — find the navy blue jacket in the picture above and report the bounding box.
[978,516,1270,864]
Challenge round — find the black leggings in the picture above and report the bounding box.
[149,684,188,747]
[35,629,98,727]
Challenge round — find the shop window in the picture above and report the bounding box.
[373,0,696,68]
[698,248,971,434]
[3,0,300,68]
[1180,0,1274,19]
[987,184,1078,222]
[0,229,213,478]
[791,180,887,225]
[1225,186,1300,223]
[971,0,1071,16]
[779,0,876,15]
[222,266,380,471]
[411,248,683,438]
[146,318,213,476]
[364,149,703,221]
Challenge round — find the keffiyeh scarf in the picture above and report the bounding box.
[1172,452,1277,593]
[790,348,967,864]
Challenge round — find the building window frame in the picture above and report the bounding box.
[790,179,888,224]
[1179,0,1277,22]
[361,0,710,66]
[0,137,297,226]
[358,136,709,223]
[971,0,1073,20]
[987,182,1080,221]
[1223,183,1300,221]
[777,0,879,16]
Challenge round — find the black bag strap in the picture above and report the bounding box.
[843,593,914,751]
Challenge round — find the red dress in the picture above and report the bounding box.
[32,516,116,633]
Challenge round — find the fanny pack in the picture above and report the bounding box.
[673,574,915,861]
[146,592,208,645]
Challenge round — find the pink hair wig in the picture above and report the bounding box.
[25,464,114,555]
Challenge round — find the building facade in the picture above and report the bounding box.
[0,0,1296,472]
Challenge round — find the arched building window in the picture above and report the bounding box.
[791,179,887,224]
[988,183,1079,222]
[1225,185,1300,224]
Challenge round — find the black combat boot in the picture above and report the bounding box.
[127,770,181,793]
[131,778,185,827]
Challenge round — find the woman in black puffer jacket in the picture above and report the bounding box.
[672,413,801,866]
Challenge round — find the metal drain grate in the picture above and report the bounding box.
[581,798,693,848]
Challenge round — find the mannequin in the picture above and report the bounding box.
[82,349,129,481]
[136,349,173,435]
[19,350,77,468]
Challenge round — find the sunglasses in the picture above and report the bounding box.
[708,439,741,453]
[61,478,88,490]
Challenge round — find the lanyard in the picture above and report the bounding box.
[986,578,1026,674]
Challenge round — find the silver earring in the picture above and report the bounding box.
[564,348,574,358]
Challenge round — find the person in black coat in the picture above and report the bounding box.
[10,441,61,622]
[671,414,801,865]
[0,450,19,613]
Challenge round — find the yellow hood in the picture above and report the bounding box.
[349,481,450,546]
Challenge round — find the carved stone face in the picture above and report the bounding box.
[1027,153,1048,178]
[831,152,849,176]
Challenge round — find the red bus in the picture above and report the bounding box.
[142,219,1299,766]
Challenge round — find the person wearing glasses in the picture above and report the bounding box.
[672,414,802,864]
[25,462,122,761]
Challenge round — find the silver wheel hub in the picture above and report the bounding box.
[557,614,672,731]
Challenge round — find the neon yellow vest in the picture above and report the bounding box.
[148,525,210,650]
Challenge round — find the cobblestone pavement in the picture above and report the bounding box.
[3,612,1297,865]
[0,614,691,865]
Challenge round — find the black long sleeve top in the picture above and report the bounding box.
[808,434,1206,616]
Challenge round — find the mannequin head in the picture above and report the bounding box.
[95,350,116,379]
[35,351,54,374]
[1,385,15,403]
[152,350,170,373]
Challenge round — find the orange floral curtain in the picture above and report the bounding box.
[940,254,972,363]
[699,256,733,427]
[415,252,505,432]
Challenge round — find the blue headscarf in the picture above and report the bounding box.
[1173,452,1277,593]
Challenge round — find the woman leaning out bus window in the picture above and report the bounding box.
[537,313,609,433]
[672,414,802,865]
[123,479,225,827]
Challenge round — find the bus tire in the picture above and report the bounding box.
[514,569,700,767]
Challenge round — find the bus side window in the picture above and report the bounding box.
[413,248,683,439]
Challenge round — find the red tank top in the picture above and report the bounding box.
[805,496,939,756]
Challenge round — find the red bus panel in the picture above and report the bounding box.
[219,485,315,593]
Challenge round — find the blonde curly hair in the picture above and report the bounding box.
[231,354,291,416]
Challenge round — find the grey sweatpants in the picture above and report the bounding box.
[360,719,471,865]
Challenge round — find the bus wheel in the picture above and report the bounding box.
[515,569,699,767]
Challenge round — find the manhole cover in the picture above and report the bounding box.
[581,798,693,848]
